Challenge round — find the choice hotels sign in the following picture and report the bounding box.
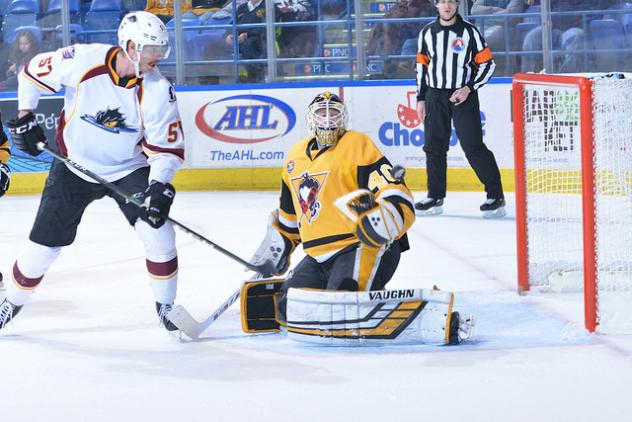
[195,94,296,144]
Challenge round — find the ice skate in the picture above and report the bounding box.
[414,197,444,216]
[155,302,179,332]
[480,198,506,219]
[447,311,476,345]
[0,299,23,330]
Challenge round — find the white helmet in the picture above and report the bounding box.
[118,11,170,77]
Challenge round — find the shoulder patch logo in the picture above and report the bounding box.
[168,85,177,103]
[80,108,137,134]
[287,160,295,174]
[61,46,75,60]
[290,171,328,225]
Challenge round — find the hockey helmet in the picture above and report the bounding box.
[118,11,170,77]
[307,91,348,149]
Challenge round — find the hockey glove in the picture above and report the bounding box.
[6,112,46,157]
[335,189,403,248]
[250,210,294,275]
[0,163,9,198]
[135,181,176,228]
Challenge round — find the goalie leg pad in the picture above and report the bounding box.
[240,278,285,333]
[285,287,461,346]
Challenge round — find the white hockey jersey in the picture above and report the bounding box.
[18,43,184,183]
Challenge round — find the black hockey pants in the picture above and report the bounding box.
[423,87,503,199]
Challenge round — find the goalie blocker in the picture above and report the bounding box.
[240,280,474,345]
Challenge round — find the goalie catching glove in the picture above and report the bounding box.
[134,181,175,228]
[250,210,295,276]
[6,112,46,157]
[335,189,404,248]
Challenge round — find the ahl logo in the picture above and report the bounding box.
[451,38,465,53]
[80,108,137,133]
[195,94,296,144]
[290,171,328,225]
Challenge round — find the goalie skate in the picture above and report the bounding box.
[480,198,506,219]
[448,312,476,345]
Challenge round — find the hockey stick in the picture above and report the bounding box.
[37,143,276,275]
[167,273,265,339]
[167,286,242,339]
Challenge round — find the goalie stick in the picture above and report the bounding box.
[37,143,276,276]
[167,273,264,339]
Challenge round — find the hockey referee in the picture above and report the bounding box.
[414,0,505,218]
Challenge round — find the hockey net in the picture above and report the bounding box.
[513,73,632,333]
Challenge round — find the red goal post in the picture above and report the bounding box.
[512,72,632,333]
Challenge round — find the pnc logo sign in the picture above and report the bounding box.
[195,94,296,144]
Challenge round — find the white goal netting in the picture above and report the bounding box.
[521,75,632,333]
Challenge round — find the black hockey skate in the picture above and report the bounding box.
[414,197,444,216]
[0,299,23,330]
[447,311,476,345]
[156,302,179,332]
[480,198,506,219]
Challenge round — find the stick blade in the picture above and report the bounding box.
[167,305,204,339]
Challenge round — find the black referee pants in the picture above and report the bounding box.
[423,87,503,200]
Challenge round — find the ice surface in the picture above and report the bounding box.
[1,191,631,422]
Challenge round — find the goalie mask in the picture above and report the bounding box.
[307,91,348,149]
[118,11,171,78]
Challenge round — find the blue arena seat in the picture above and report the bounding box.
[46,0,80,14]
[2,13,37,43]
[524,5,541,24]
[10,24,42,43]
[515,21,537,45]
[89,0,122,12]
[590,19,626,71]
[6,0,38,14]
[54,23,83,45]
[83,10,121,44]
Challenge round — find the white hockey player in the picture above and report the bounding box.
[0,11,184,332]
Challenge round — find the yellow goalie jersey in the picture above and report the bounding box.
[277,130,415,262]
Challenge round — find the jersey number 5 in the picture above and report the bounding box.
[36,57,53,78]
[167,121,183,143]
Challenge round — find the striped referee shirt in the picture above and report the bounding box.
[416,14,495,101]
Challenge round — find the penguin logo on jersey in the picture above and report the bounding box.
[80,108,137,134]
[290,171,328,224]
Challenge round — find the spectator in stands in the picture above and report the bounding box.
[224,0,311,82]
[145,0,193,24]
[471,0,524,51]
[5,29,40,90]
[521,0,610,73]
[368,0,433,79]
[320,0,350,19]
[224,0,267,82]
[275,0,316,58]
